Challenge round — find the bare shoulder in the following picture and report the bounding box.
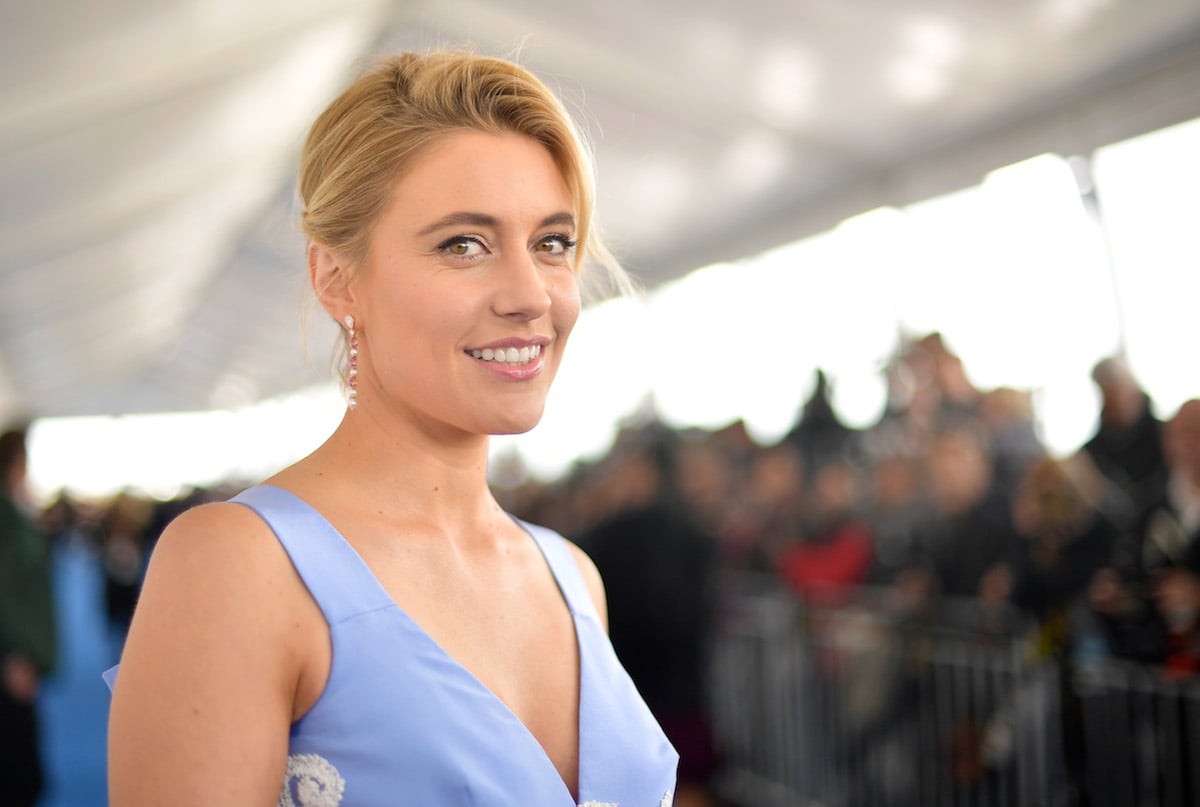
[566,540,609,632]
[108,499,315,805]
[137,500,299,609]
[150,498,279,565]
[128,498,314,676]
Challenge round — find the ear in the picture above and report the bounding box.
[309,241,357,325]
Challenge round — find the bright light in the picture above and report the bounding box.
[754,43,817,129]
[1094,117,1200,420]
[28,386,343,501]
[25,118,1200,499]
[897,153,1121,395]
[889,14,962,104]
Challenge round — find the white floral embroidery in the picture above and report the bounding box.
[278,753,345,807]
[577,789,670,806]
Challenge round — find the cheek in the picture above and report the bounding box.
[552,274,582,339]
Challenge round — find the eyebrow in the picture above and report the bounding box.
[416,210,576,237]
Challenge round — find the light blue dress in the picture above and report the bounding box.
[107,484,678,806]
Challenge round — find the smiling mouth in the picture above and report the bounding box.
[468,345,543,365]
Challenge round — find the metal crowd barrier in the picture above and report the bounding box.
[708,576,1068,807]
[1077,659,1200,807]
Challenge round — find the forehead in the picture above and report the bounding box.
[387,130,572,222]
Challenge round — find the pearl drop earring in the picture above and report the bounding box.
[344,315,359,409]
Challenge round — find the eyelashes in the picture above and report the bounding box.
[437,235,486,257]
[435,233,577,260]
[534,234,577,255]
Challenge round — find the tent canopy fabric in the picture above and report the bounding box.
[3,0,1199,420]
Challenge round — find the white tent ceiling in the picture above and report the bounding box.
[3,0,1199,421]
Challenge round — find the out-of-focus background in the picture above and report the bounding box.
[2,1,1199,805]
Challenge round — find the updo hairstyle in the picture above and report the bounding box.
[298,49,626,296]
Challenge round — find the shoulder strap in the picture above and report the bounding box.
[230,485,394,625]
[516,519,601,623]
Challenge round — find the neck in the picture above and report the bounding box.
[300,408,501,534]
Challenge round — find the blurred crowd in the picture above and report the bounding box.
[494,331,1199,802]
[6,330,1197,805]
[502,332,1198,679]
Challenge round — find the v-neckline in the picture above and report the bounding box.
[263,485,587,805]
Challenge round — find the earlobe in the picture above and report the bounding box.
[309,241,356,322]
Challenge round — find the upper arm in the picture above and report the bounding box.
[568,542,609,633]
[107,502,314,806]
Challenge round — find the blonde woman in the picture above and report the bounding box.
[107,51,678,806]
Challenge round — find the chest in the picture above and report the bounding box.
[334,532,583,793]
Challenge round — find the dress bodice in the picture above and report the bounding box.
[231,485,678,807]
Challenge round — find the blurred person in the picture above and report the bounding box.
[777,459,874,605]
[893,334,980,428]
[1153,569,1200,678]
[0,427,58,807]
[107,51,678,806]
[579,433,720,807]
[1078,400,1200,807]
[97,491,153,636]
[977,386,1044,494]
[863,452,934,588]
[583,425,671,525]
[785,369,858,469]
[918,332,982,420]
[922,427,1021,605]
[1089,399,1200,670]
[1083,356,1167,513]
[518,466,597,538]
[1002,453,1126,797]
[865,333,984,470]
[708,419,756,466]
[880,339,939,438]
[37,489,87,550]
[1006,453,1124,630]
[674,433,749,570]
[730,439,807,572]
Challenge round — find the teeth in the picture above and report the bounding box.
[470,344,541,365]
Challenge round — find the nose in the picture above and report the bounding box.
[492,251,552,321]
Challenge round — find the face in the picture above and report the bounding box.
[337,131,582,439]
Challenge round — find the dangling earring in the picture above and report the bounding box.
[344,314,359,409]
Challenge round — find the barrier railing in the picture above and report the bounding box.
[708,576,1068,807]
[1077,659,1200,807]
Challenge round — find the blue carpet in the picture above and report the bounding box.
[37,541,122,807]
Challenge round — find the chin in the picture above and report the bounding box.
[486,409,546,437]
[490,420,542,437]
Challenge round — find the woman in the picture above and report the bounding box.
[107,51,678,806]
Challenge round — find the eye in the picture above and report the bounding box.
[438,236,488,258]
[533,234,577,255]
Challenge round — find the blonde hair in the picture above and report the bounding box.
[299,49,630,300]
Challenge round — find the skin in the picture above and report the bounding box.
[108,131,608,805]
